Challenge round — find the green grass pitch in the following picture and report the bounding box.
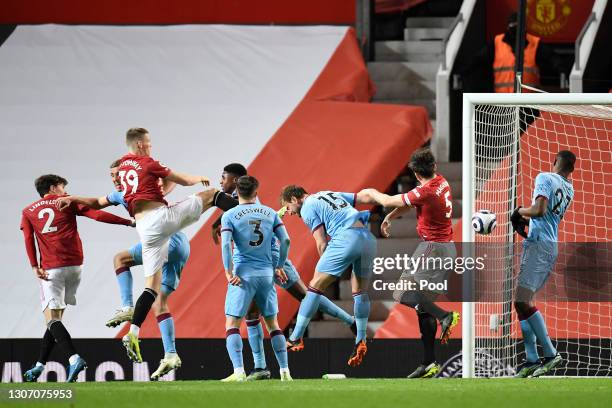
[1,378,611,408]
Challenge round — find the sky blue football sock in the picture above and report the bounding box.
[246,320,266,369]
[157,313,176,354]
[520,319,539,362]
[318,296,354,326]
[353,292,370,343]
[527,311,557,358]
[115,267,133,308]
[290,289,321,341]
[225,329,243,370]
[270,330,288,369]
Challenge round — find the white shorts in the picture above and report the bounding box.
[39,265,82,312]
[136,195,203,277]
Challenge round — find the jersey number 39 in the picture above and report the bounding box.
[119,170,139,194]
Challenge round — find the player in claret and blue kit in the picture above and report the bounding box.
[56,158,191,380]
[511,150,576,377]
[280,186,377,367]
[212,163,358,380]
[221,176,292,382]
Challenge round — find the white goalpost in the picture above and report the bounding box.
[462,93,612,378]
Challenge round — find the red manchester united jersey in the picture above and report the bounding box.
[402,174,453,242]
[21,195,85,269]
[21,195,132,270]
[118,153,171,216]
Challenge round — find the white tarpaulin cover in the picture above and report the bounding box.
[0,24,348,337]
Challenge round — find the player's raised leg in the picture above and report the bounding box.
[106,250,136,328]
[282,274,356,334]
[287,272,337,351]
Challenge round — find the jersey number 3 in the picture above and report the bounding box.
[119,169,139,194]
[249,220,264,247]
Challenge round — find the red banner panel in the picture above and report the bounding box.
[486,0,595,43]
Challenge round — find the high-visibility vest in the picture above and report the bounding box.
[493,33,540,93]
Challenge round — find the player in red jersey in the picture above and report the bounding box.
[359,148,460,378]
[110,127,217,362]
[21,174,133,383]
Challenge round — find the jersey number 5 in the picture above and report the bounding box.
[119,170,139,194]
[38,208,57,234]
[444,191,453,219]
[249,220,264,247]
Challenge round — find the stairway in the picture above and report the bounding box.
[368,16,456,131]
[307,162,463,338]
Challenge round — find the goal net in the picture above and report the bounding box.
[462,93,612,377]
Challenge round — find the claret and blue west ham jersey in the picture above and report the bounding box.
[221,203,288,278]
[300,191,361,238]
[528,172,574,242]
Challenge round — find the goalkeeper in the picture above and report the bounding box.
[511,150,575,377]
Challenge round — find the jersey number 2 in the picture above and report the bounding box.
[249,220,264,247]
[38,208,57,234]
[119,170,139,194]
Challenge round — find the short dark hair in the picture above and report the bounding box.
[223,163,247,177]
[236,175,259,199]
[35,174,68,197]
[409,148,436,178]
[110,158,122,168]
[280,185,308,204]
[126,127,149,146]
[556,150,576,173]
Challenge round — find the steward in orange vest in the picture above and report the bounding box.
[493,32,540,92]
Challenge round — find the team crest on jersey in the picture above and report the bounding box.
[526,0,572,36]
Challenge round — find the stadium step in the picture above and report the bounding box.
[404,27,448,41]
[373,80,436,100]
[367,61,439,82]
[375,41,443,62]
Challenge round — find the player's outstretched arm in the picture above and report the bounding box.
[356,188,405,208]
[76,205,134,226]
[165,171,210,187]
[56,195,111,211]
